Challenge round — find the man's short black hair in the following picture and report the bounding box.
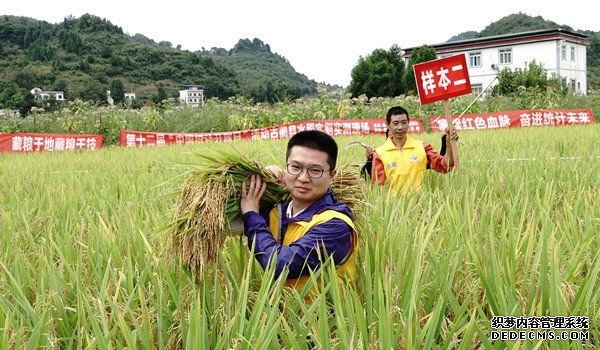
[386,106,410,125]
[286,130,338,170]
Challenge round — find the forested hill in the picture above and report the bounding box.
[0,14,317,109]
[446,13,600,89]
[201,38,318,103]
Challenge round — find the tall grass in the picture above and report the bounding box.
[0,125,598,349]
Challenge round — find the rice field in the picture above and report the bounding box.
[0,124,599,349]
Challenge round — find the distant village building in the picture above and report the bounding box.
[106,91,136,106]
[403,28,588,95]
[179,84,204,107]
[30,87,66,101]
[0,109,20,117]
[106,90,114,106]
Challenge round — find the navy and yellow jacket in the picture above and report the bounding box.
[242,188,357,289]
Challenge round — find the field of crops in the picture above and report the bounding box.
[1,124,599,349]
[3,88,599,146]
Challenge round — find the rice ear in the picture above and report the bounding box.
[168,150,287,278]
[332,164,369,216]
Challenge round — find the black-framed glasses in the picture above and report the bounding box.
[286,163,330,179]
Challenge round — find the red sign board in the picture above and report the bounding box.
[0,133,103,153]
[428,109,595,132]
[119,118,426,147]
[413,54,472,105]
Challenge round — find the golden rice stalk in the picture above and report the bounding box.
[169,150,286,278]
[331,164,368,216]
[169,150,366,278]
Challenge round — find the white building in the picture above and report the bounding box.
[106,91,136,106]
[30,87,66,101]
[403,28,588,95]
[106,90,114,105]
[179,84,204,107]
[0,109,20,117]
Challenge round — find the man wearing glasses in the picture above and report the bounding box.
[240,130,358,290]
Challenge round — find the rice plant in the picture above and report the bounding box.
[0,125,598,349]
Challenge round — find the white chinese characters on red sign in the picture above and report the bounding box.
[120,119,426,147]
[0,133,103,153]
[413,54,472,105]
[429,109,595,132]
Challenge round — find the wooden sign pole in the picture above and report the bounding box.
[443,99,460,172]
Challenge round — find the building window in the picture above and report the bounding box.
[471,83,483,95]
[561,44,567,60]
[469,52,482,67]
[499,49,512,64]
[570,46,576,61]
[570,79,576,90]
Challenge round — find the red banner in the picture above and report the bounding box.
[0,133,104,153]
[429,109,595,132]
[120,118,425,147]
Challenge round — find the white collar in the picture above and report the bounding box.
[286,201,306,218]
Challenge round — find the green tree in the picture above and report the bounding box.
[0,80,24,109]
[14,66,55,90]
[78,59,91,72]
[478,13,571,38]
[75,80,106,102]
[203,74,239,100]
[348,45,405,98]
[110,79,125,104]
[404,45,437,95]
[58,30,84,54]
[492,60,565,96]
[587,34,600,89]
[27,37,56,61]
[54,80,69,99]
[51,58,64,72]
[153,84,167,104]
[19,89,35,117]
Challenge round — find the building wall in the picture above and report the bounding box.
[408,31,588,95]
[178,88,204,107]
[557,39,587,93]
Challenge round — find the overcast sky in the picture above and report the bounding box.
[4,0,598,87]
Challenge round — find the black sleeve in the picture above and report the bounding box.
[361,159,373,179]
[439,134,447,156]
[426,134,447,170]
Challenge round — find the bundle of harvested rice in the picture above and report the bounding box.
[331,164,366,214]
[169,149,366,278]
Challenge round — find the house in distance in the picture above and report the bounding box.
[179,84,205,107]
[403,28,588,95]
